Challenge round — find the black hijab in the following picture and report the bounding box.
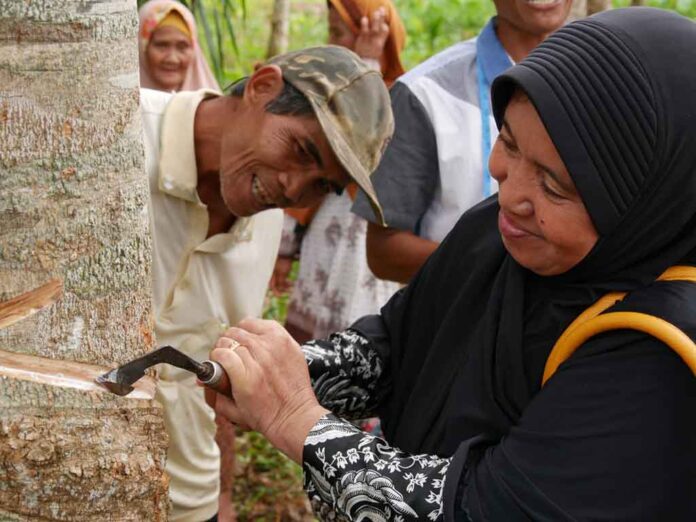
[359,7,696,462]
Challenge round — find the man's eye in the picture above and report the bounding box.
[317,179,343,196]
[295,144,312,165]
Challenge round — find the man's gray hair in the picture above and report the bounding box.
[228,77,314,116]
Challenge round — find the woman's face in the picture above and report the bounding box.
[489,93,599,275]
[328,6,356,49]
[146,25,193,91]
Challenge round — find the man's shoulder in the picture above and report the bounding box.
[140,88,173,115]
[399,36,478,88]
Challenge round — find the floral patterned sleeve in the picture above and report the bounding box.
[303,413,450,521]
[302,329,385,420]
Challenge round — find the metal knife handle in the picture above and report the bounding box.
[199,360,232,397]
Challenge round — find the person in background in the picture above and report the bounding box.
[272,0,406,344]
[138,0,219,92]
[138,1,231,520]
[140,46,392,522]
[352,0,571,283]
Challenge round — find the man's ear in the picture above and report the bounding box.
[244,64,284,107]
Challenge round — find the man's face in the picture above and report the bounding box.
[218,74,351,216]
[493,0,572,36]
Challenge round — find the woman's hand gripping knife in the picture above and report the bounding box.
[206,318,330,464]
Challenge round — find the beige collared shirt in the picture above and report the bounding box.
[141,88,283,522]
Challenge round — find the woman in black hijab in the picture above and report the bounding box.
[209,7,696,520]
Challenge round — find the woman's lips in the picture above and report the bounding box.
[498,210,534,239]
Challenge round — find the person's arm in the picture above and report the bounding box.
[209,317,695,520]
[352,82,440,281]
[303,413,451,520]
[303,326,387,420]
[366,222,438,284]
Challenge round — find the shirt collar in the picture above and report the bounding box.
[476,17,514,88]
[158,89,220,203]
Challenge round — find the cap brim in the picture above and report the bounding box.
[310,99,387,227]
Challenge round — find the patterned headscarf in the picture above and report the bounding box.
[138,0,220,92]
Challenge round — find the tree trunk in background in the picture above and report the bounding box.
[267,0,291,58]
[0,0,168,520]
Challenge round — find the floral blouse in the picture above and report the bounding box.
[302,330,452,521]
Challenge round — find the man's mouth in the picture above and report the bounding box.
[252,176,275,207]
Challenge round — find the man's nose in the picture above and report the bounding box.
[279,171,321,206]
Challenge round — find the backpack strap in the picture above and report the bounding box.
[542,266,696,386]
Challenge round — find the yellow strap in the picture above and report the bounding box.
[542,265,696,386]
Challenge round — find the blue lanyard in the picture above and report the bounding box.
[475,18,513,198]
[477,57,493,198]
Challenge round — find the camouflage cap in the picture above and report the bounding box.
[268,45,393,226]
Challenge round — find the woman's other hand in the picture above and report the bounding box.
[209,319,329,463]
[354,7,390,61]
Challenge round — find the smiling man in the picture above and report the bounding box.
[139,45,392,522]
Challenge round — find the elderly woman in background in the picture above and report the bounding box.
[275,0,406,345]
[138,0,219,92]
[210,8,696,520]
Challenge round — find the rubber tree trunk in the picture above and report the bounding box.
[267,0,291,58]
[0,0,168,520]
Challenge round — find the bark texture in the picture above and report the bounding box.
[0,0,168,519]
[266,0,291,58]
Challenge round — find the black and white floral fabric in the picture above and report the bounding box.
[303,414,450,521]
[304,329,384,419]
[302,330,451,520]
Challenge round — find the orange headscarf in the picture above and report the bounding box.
[328,0,406,86]
[286,0,406,227]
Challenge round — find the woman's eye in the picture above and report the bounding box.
[500,136,518,154]
[541,179,564,200]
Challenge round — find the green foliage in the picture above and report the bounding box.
[233,431,313,520]
[395,0,495,67]
[615,0,696,16]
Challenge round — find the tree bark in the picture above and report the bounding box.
[0,0,168,520]
[266,0,291,59]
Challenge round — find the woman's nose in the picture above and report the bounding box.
[162,49,179,64]
[497,162,534,217]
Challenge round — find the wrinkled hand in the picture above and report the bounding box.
[354,7,390,61]
[269,256,294,296]
[209,318,329,463]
